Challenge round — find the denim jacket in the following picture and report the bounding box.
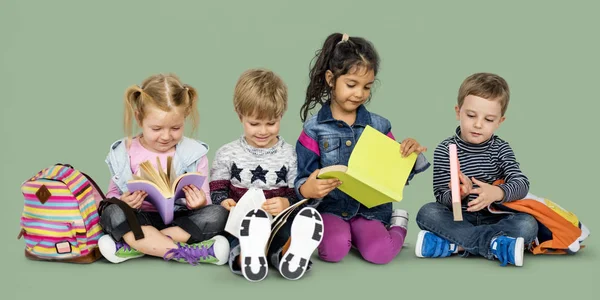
[105,136,209,207]
[294,102,430,225]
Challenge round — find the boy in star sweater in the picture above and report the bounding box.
[210,68,323,282]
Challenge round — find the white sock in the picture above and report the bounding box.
[390,209,409,229]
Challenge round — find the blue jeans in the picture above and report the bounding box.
[416,202,538,259]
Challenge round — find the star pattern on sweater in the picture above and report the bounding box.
[250,165,269,184]
[275,166,288,184]
[230,163,243,182]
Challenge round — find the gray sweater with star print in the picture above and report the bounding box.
[209,135,299,205]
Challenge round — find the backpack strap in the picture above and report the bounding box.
[100,198,145,240]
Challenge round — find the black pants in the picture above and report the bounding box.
[99,203,229,244]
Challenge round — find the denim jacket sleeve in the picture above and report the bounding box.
[294,128,323,207]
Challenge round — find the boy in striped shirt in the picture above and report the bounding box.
[414,73,538,267]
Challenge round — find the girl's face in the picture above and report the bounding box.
[327,67,375,116]
[137,105,185,153]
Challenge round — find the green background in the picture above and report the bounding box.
[1,0,598,298]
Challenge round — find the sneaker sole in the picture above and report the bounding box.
[279,207,323,280]
[239,209,271,282]
[514,237,524,267]
[98,235,142,264]
[415,230,427,258]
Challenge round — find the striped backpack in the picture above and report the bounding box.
[18,164,105,263]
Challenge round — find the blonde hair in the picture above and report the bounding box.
[233,68,288,120]
[458,72,510,116]
[123,74,199,143]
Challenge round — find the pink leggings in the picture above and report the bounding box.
[318,213,407,264]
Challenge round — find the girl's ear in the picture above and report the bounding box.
[325,70,334,87]
[135,110,143,127]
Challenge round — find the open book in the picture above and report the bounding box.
[224,188,308,251]
[127,156,207,224]
[317,125,418,208]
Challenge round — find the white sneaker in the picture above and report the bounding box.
[239,209,271,282]
[279,207,324,280]
[98,234,144,263]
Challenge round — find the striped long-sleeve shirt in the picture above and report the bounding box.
[433,127,529,209]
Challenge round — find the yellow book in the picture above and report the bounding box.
[317,125,417,208]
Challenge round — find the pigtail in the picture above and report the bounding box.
[123,85,144,146]
[301,33,344,122]
[182,84,199,134]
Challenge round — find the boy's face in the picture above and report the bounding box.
[455,95,505,144]
[240,114,281,148]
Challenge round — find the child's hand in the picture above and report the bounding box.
[221,198,237,211]
[262,197,290,216]
[183,185,206,210]
[448,171,473,199]
[300,169,341,199]
[121,191,146,209]
[466,178,505,212]
[400,138,427,157]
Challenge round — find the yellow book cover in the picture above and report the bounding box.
[317,125,417,208]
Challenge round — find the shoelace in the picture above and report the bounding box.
[115,241,132,252]
[163,243,214,265]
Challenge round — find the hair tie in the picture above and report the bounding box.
[338,33,349,44]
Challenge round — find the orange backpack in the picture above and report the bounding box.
[488,180,589,255]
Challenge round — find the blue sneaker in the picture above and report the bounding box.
[490,236,524,267]
[415,230,458,258]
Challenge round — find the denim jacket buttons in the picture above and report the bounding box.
[294,102,430,226]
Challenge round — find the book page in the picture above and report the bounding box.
[137,161,155,182]
[272,198,308,226]
[224,188,266,238]
[318,165,348,175]
[139,160,171,195]
[156,157,170,188]
[166,156,173,186]
[266,199,309,251]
